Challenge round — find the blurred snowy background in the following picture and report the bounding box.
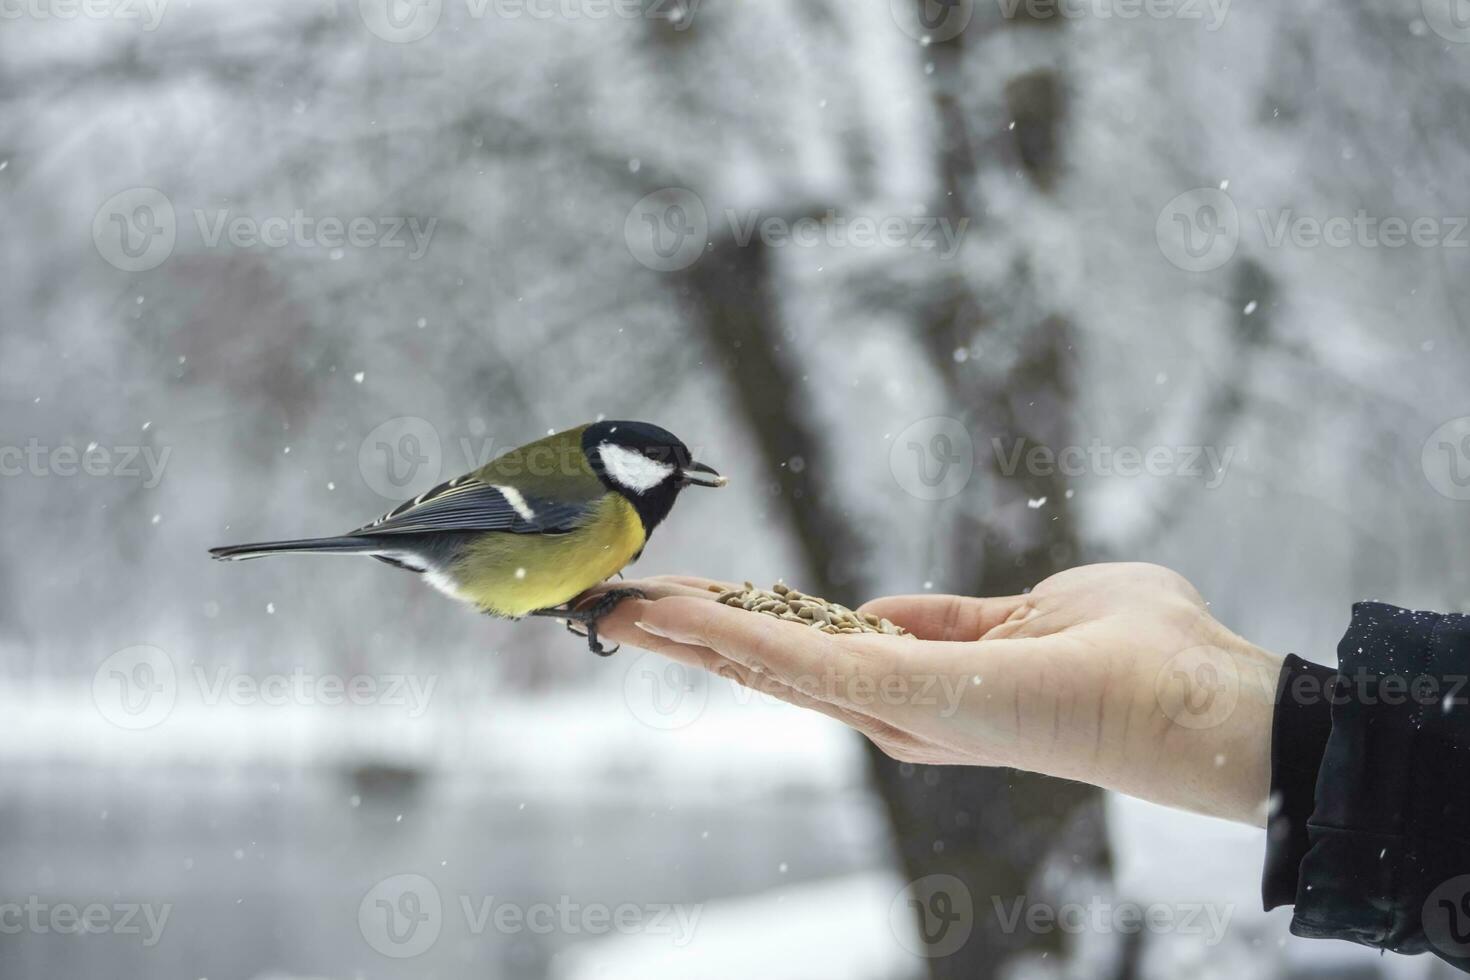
[3,0,1470,977]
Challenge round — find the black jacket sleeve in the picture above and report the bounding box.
[1262,602,1470,973]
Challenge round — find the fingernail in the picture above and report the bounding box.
[635,620,670,639]
[567,621,589,637]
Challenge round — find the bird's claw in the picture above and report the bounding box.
[562,619,619,656]
[541,587,647,656]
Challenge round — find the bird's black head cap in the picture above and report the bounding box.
[582,420,722,534]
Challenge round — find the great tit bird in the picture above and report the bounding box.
[209,420,726,654]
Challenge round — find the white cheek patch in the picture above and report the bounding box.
[598,442,675,494]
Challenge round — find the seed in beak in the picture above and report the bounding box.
[680,462,727,488]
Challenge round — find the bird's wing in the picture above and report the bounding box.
[352,475,597,536]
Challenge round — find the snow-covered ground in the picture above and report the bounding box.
[550,871,925,980]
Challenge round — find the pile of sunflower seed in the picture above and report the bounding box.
[710,581,910,636]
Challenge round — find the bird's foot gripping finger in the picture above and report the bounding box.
[568,587,648,656]
[528,588,647,656]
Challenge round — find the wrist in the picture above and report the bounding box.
[1114,635,1281,825]
[1173,636,1281,825]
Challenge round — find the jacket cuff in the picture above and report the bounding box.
[1289,602,1470,968]
[1262,654,1336,910]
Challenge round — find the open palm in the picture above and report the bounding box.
[592,562,1282,825]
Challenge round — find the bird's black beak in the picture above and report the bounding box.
[678,461,728,488]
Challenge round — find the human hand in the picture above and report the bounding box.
[588,563,1283,826]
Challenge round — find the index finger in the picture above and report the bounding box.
[636,596,902,708]
[575,577,731,610]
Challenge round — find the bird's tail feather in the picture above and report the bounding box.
[208,536,383,561]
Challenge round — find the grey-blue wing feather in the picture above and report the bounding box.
[353,478,595,536]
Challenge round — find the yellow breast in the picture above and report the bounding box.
[449,494,647,618]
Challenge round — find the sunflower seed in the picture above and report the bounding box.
[713,582,911,637]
